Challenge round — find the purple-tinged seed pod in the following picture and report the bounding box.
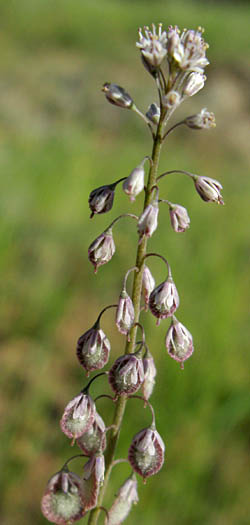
[41,469,86,524]
[88,227,115,273]
[149,276,179,324]
[165,316,194,368]
[107,473,139,525]
[76,411,106,455]
[169,203,190,233]
[60,392,96,440]
[142,265,155,311]
[88,184,115,218]
[128,426,165,481]
[109,354,144,396]
[82,454,105,511]
[142,351,157,401]
[76,327,110,376]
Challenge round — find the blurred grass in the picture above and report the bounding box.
[0,1,250,524]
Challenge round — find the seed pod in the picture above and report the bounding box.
[107,473,139,525]
[60,392,96,440]
[88,228,115,273]
[165,316,194,367]
[109,354,144,396]
[76,326,110,375]
[128,426,165,480]
[41,470,86,524]
[88,184,115,218]
[102,83,133,109]
[149,276,179,324]
[76,411,106,455]
[82,454,105,511]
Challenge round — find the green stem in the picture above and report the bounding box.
[87,111,166,525]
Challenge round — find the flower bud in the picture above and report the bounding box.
[123,160,146,202]
[142,265,155,310]
[183,72,206,97]
[128,426,165,480]
[88,184,115,218]
[142,352,157,401]
[149,276,179,324]
[88,228,115,273]
[163,90,181,109]
[108,474,139,525]
[169,203,190,232]
[76,411,106,455]
[102,83,133,109]
[193,175,224,204]
[165,317,194,367]
[109,354,144,396]
[137,199,159,243]
[41,470,86,524]
[146,103,160,124]
[116,290,135,337]
[76,326,110,375]
[60,392,96,440]
[82,454,105,511]
[185,108,216,129]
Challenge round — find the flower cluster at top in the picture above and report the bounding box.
[41,22,224,525]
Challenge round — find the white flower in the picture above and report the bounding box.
[123,160,145,201]
[136,23,167,67]
[185,108,216,129]
[183,72,206,97]
[168,26,209,73]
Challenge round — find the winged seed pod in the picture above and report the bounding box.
[88,184,115,218]
[128,426,165,480]
[76,411,106,455]
[76,326,110,375]
[107,473,139,525]
[149,275,179,324]
[165,316,194,368]
[60,392,96,440]
[169,203,190,232]
[102,83,134,109]
[109,353,144,396]
[193,175,224,204]
[41,469,86,524]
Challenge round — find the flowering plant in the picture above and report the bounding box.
[41,23,223,524]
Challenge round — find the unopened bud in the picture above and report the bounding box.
[142,351,157,401]
[183,72,206,97]
[149,276,179,324]
[123,159,146,202]
[76,326,110,375]
[146,103,160,124]
[142,265,155,310]
[128,426,165,480]
[41,470,86,524]
[102,83,133,109]
[169,203,190,232]
[163,90,181,109]
[109,353,144,396]
[165,316,194,367]
[60,392,96,440]
[116,290,135,337]
[76,411,106,455]
[88,228,115,273]
[185,108,216,129]
[88,184,115,218]
[138,198,159,243]
[193,175,224,204]
[108,474,139,525]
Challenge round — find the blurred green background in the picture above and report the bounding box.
[1,0,250,524]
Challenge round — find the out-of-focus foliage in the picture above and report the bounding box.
[1,1,250,524]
